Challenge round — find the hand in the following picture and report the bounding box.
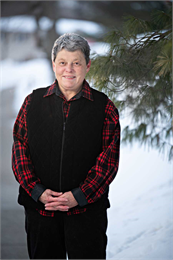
[45,191,78,211]
[60,191,78,208]
[39,189,69,212]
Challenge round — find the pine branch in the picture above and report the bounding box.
[88,6,172,160]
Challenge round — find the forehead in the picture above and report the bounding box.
[56,49,85,61]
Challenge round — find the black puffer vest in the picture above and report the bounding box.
[18,86,109,210]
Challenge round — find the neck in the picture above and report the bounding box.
[60,86,82,101]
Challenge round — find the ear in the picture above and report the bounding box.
[86,60,91,73]
[52,61,56,73]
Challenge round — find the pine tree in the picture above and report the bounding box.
[87,6,172,160]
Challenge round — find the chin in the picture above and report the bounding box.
[64,85,75,89]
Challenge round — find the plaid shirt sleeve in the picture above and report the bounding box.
[12,94,46,201]
[72,97,120,206]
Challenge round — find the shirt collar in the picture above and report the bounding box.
[43,79,94,101]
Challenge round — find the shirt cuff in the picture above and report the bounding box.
[71,187,88,207]
[31,184,46,202]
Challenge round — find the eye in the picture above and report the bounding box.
[59,61,65,66]
[74,62,80,66]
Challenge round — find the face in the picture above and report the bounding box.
[52,49,91,95]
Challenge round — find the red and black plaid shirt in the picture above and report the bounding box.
[12,80,120,217]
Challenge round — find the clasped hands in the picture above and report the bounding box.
[39,189,78,211]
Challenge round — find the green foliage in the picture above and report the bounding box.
[87,7,172,160]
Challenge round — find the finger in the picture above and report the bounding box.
[58,206,69,211]
[45,197,68,205]
[45,196,61,204]
[50,191,63,197]
[45,205,69,211]
[45,200,67,207]
[54,197,68,202]
[59,192,68,198]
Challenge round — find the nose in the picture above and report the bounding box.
[65,63,73,72]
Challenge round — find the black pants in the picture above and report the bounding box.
[25,207,108,259]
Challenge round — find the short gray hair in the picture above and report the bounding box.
[51,33,90,64]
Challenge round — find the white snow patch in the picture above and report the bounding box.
[0,15,37,33]
[56,18,105,35]
[107,144,172,259]
[0,58,53,114]
[39,16,54,31]
[89,42,109,56]
[0,15,105,36]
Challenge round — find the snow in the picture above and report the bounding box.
[0,15,105,36]
[107,144,172,259]
[0,15,37,33]
[56,18,105,35]
[89,41,109,56]
[39,16,54,31]
[0,58,53,114]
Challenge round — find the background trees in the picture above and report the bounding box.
[1,1,168,60]
[87,5,172,160]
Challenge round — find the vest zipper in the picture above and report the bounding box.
[59,121,66,191]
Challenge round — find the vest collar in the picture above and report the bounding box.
[43,79,94,102]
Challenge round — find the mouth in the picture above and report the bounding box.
[63,76,76,79]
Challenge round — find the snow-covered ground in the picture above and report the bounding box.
[107,144,172,259]
[1,57,172,259]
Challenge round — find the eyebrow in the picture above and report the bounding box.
[57,58,65,61]
[57,58,81,62]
